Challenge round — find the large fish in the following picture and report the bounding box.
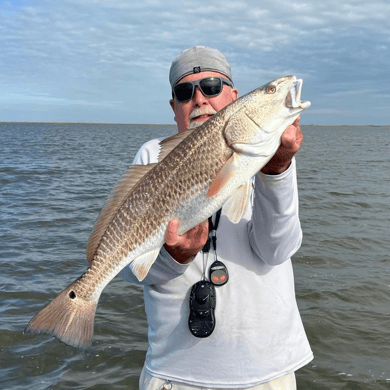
[25,75,311,349]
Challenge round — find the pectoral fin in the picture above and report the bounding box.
[130,247,161,281]
[207,153,240,198]
[222,180,252,223]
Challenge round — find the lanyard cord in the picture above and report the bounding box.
[209,208,221,253]
[203,208,222,253]
[201,208,222,280]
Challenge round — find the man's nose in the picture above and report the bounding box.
[192,86,208,106]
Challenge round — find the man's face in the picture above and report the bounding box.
[170,71,238,133]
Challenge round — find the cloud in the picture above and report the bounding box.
[1,92,121,107]
[324,89,377,97]
[308,108,359,116]
[0,0,389,124]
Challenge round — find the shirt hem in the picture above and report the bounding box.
[143,352,314,389]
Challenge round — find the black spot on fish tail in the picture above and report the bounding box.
[24,284,98,350]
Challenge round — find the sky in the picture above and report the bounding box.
[1,0,389,125]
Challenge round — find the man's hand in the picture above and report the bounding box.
[261,117,303,175]
[164,219,209,264]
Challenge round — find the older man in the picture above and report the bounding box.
[121,46,313,390]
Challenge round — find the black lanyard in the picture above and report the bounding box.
[203,208,222,254]
[202,208,228,286]
[188,208,227,338]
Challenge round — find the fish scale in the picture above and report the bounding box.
[25,75,311,349]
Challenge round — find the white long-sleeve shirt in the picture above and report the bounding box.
[121,138,313,388]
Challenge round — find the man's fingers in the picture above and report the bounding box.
[165,219,180,246]
[180,220,209,248]
[280,126,297,149]
[165,219,209,248]
[261,117,303,174]
[194,219,209,245]
[280,118,303,154]
[197,219,209,231]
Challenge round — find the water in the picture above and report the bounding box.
[1,123,389,389]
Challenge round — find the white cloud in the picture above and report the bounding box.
[308,108,359,116]
[1,92,121,107]
[0,0,389,124]
[325,89,377,97]
[292,3,308,9]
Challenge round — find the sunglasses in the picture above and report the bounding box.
[173,77,234,103]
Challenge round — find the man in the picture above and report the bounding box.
[121,46,313,389]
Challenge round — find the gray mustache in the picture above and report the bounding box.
[189,108,217,120]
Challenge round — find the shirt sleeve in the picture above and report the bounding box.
[248,157,302,266]
[132,138,163,165]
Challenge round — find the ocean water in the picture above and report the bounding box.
[1,122,389,389]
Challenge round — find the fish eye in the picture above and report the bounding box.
[267,85,276,94]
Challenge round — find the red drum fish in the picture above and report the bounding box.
[25,75,311,348]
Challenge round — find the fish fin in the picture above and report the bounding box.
[207,153,240,198]
[87,164,157,265]
[130,247,161,281]
[222,180,252,223]
[158,129,193,161]
[24,281,98,349]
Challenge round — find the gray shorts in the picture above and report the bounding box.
[139,368,296,390]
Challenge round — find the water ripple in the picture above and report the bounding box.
[1,123,390,389]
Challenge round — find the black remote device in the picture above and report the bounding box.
[188,280,216,338]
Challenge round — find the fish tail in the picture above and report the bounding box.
[24,283,98,349]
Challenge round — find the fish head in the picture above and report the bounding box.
[224,75,311,156]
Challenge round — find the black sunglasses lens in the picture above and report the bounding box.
[199,78,222,97]
[174,82,194,102]
[174,78,225,102]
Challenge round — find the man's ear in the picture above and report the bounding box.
[169,98,178,125]
[169,98,175,112]
[231,88,239,101]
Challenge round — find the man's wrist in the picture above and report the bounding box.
[261,161,292,175]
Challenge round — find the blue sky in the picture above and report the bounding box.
[1,0,389,125]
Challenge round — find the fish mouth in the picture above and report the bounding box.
[285,78,311,110]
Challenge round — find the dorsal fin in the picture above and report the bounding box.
[158,129,193,161]
[86,163,157,264]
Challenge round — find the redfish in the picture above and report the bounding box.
[25,75,311,348]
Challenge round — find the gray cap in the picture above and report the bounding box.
[169,46,233,88]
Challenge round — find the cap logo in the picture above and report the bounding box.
[193,66,201,73]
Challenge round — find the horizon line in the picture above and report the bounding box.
[0,121,389,127]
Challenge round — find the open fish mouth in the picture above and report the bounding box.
[285,78,311,110]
